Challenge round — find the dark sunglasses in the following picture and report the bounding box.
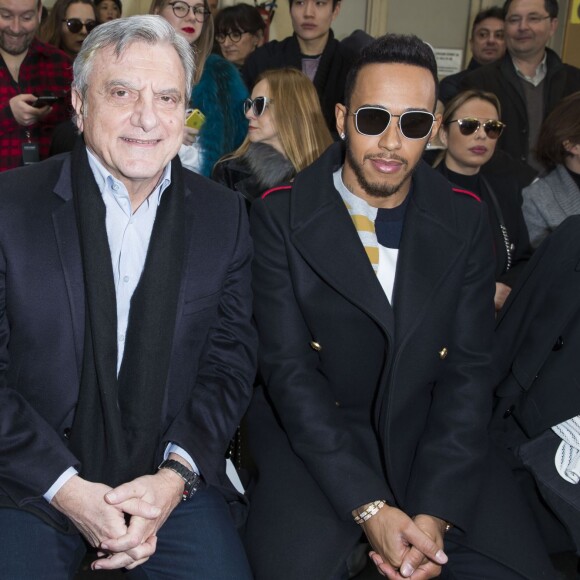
[348,107,435,140]
[447,117,505,139]
[243,96,273,117]
[62,18,98,33]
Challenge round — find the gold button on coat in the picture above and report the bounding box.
[310,341,322,352]
[438,347,448,360]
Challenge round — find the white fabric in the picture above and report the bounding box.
[178,142,203,174]
[552,416,580,484]
[376,245,398,304]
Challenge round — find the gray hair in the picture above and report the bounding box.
[72,15,195,104]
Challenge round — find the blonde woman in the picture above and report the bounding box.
[149,0,248,176]
[212,68,333,203]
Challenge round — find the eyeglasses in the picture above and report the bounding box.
[348,107,435,140]
[505,14,552,26]
[168,1,211,22]
[216,30,248,44]
[62,18,98,33]
[446,117,505,139]
[243,96,273,117]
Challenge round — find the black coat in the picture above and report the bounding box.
[491,216,580,553]
[461,49,580,167]
[212,142,294,205]
[436,162,532,287]
[245,142,553,579]
[241,32,357,136]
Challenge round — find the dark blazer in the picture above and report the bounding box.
[241,31,357,136]
[0,153,257,529]
[245,142,553,579]
[436,162,532,287]
[461,49,580,167]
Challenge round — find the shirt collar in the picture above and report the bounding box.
[512,52,547,87]
[86,148,172,206]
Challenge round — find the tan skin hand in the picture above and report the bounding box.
[494,282,512,312]
[94,453,189,571]
[183,125,199,146]
[360,505,448,580]
[9,94,52,127]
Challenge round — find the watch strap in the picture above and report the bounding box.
[158,459,201,501]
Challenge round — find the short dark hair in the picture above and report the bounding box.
[535,91,580,170]
[472,6,505,34]
[214,3,265,36]
[288,0,341,8]
[344,34,438,109]
[503,0,558,19]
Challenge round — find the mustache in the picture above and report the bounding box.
[363,153,408,164]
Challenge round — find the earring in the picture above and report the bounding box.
[426,142,431,149]
[340,132,345,140]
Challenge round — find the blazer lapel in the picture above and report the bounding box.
[393,163,468,348]
[290,146,395,339]
[52,157,85,375]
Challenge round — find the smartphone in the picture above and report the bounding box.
[185,109,206,130]
[32,95,62,108]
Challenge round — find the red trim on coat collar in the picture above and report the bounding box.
[261,185,292,200]
[452,187,481,202]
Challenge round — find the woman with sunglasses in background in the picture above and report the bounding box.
[522,91,580,249]
[435,89,532,311]
[39,0,97,60]
[214,3,265,70]
[150,0,248,177]
[212,68,332,204]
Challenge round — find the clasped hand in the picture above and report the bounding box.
[52,468,185,571]
[362,506,448,579]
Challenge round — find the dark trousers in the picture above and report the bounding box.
[0,486,252,580]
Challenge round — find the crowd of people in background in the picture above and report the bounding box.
[1,0,580,579]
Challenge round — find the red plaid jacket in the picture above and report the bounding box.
[0,39,73,172]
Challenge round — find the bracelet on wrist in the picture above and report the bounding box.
[353,500,387,525]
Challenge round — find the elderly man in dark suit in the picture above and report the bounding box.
[245,33,554,580]
[0,15,256,579]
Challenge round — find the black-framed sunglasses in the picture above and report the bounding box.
[168,1,211,22]
[62,18,98,33]
[447,117,505,139]
[348,107,435,140]
[216,30,248,44]
[243,96,273,117]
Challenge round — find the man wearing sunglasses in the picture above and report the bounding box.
[241,0,357,137]
[0,0,72,171]
[246,33,554,580]
[462,0,580,173]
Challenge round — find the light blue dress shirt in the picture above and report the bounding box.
[44,150,196,502]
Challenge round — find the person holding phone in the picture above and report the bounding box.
[0,0,72,171]
[150,0,248,177]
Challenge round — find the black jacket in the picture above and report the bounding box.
[436,162,532,286]
[461,49,580,167]
[212,142,294,205]
[242,31,357,136]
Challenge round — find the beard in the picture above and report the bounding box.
[344,132,412,199]
[0,30,35,56]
